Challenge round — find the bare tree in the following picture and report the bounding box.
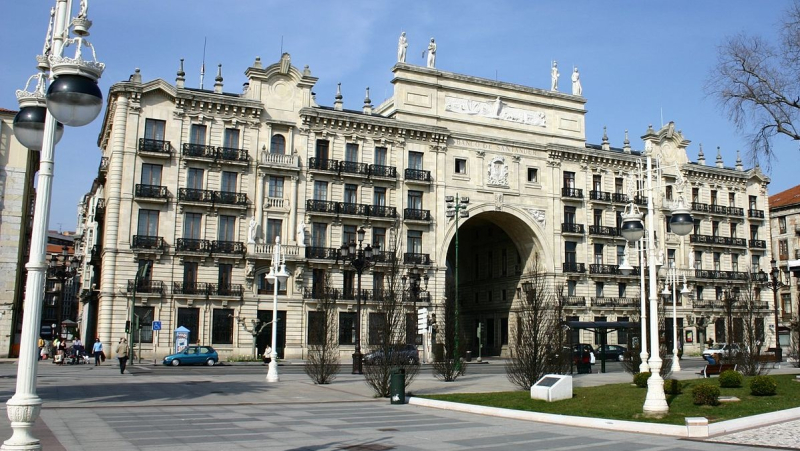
[505,257,569,390]
[304,273,340,384]
[431,270,466,382]
[362,228,419,397]
[722,273,769,376]
[706,1,800,167]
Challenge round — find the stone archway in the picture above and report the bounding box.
[440,209,547,357]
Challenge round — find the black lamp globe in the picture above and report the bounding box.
[12,106,64,150]
[620,216,645,242]
[46,74,103,127]
[669,209,694,236]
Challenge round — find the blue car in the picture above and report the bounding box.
[163,346,219,366]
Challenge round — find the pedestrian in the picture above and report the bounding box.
[92,338,104,366]
[37,337,44,361]
[116,338,129,374]
[56,339,67,365]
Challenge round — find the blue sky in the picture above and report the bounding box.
[2,1,796,231]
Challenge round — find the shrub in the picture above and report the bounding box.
[663,378,682,395]
[692,383,720,406]
[750,375,778,396]
[633,372,651,388]
[719,369,743,388]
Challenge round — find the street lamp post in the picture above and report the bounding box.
[265,236,289,382]
[47,245,78,341]
[661,266,690,372]
[402,268,429,358]
[620,140,693,416]
[765,259,784,362]
[6,2,104,449]
[619,235,649,373]
[445,195,469,367]
[339,227,377,374]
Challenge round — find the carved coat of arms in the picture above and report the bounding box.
[487,156,509,187]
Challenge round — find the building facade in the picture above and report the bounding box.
[769,184,800,349]
[74,54,778,361]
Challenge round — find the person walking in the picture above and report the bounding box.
[116,338,129,374]
[92,338,104,366]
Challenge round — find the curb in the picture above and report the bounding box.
[407,397,800,438]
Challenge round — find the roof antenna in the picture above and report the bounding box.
[280,35,284,56]
[200,37,207,89]
[660,107,664,128]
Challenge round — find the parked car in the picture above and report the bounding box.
[363,344,420,365]
[596,344,627,362]
[702,343,742,357]
[163,346,219,366]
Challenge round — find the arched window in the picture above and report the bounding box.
[270,134,286,155]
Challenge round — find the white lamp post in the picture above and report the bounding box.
[620,201,649,373]
[661,267,690,372]
[620,140,693,416]
[6,2,104,449]
[265,236,289,382]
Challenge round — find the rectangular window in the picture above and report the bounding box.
[617,316,629,345]
[223,128,240,148]
[730,222,737,238]
[373,187,386,206]
[750,225,759,240]
[339,312,356,345]
[692,188,700,203]
[312,222,327,247]
[592,175,601,191]
[408,151,424,170]
[615,177,623,194]
[779,217,787,234]
[782,293,793,318]
[779,239,789,260]
[694,251,703,270]
[369,312,387,345]
[308,311,324,346]
[694,219,702,235]
[665,185,673,201]
[563,171,575,188]
[593,209,602,226]
[749,195,758,210]
[667,249,676,268]
[221,171,237,192]
[564,206,576,224]
[218,264,233,289]
[190,124,207,145]
[617,245,625,265]
[729,192,736,207]
[374,147,387,166]
[455,158,467,174]
[218,215,235,241]
[211,308,234,344]
[732,255,739,272]
[187,168,204,190]
[527,167,538,183]
[567,280,577,297]
[311,269,325,298]
[144,118,166,141]
[137,209,159,236]
[265,219,282,244]
[595,282,604,298]
[407,230,422,254]
[183,262,198,286]
[712,221,720,237]
[342,225,357,246]
[373,272,384,295]
[488,251,494,278]
[177,307,200,344]
[344,184,358,204]
[136,260,153,283]
[594,244,603,265]
[711,190,718,205]
[268,176,285,198]
[141,164,162,185]
[345,143,359,162]
[261,267,287,294]
[618,283,626,298]
[713,252,721,271]
[751,255,760,272]
[565,241,577,263]
[184,213,202,239]
[315,140,329,160]
[372,227,386,252]
[132,306,154,343]
[313,181,328,201]
[408,190,423,210]
[342,270,355,299]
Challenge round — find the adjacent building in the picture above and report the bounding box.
[769,184,800,348]
[74,53,778,361]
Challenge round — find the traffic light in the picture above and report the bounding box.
[125,320,131,333]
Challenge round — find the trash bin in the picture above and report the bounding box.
[390,367,405,404]
[465,351,472,362]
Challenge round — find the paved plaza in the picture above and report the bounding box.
[0,359,796,450]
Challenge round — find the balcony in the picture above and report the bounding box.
[258,152,300,171]
[368,205,398,219]
[564,296,587,307]
[216,146,250,164]
[182,143,217,159]
[693,299,723,310]
[339,160,369,177]
[306,200,397,220]
[562,262,586,273]
[211,240,246,256]
[369,164,397,179]
[750,239,767,249]
[306,199,338,214]
[612,193,629,203]
[173,282,209,296]
[305,246,340,260]
[338,202,369,216]
[135,184,169,201]
[589,264,619,275]
[209,283,244,297]
[748,209,765,219]
[175,238,212,254]
[99,157,109,173]
[693,269,751,280]
[689,234,747,247]
[405,168,433,183]
[138,138,172,156]
[709,204,728,215]
[727,206,744,217]
[691,202,710,213]
[131,235,166,251]
[308,157,339,172]
[404,208,432,222]
[562,187,583,199]
[589,190,612,202]
[178,188,214,204]
[264,197,288,209]
[634,196,647,206]
[404,253,431,265]
[126,280,163,294]
[251,243,303,260]
[95,198,106,221]
[592,297,639,308]
[561,223,585,234]
[589,225,619,237]
[213,191,249,207]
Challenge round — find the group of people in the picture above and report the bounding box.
[36,336,129,374]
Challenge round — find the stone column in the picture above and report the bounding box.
[256,171,266,239]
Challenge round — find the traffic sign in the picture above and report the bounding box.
[417,308,428,333]
[152,321,162,331]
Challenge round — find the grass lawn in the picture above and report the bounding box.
[421,374,800,425]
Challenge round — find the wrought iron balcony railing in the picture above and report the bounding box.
[179,188,214,203]
[727,206,744,216]
[211,240,246,255]
[368,205,398,218]
[562,262,585,273]
[589,264,618,275]
[404,208,432,221]
[403,253,431,265]
[182,143,217,159]
[591,297,639,308]
[138,138,172,155]
[135,184,169,199]
[561,223,585,234]
[748,209,765,219]
[338,202,369,216]
[562,187,583,199]
[131,235,165,250]
[369,164,397,178]
[175,238,212,253]
[173,282,209,296]
[308,157,339,172]
[691,202,710,213]
[209,283,244,297]
[126,280,163,294]
[216,146,250,163]
[749,239,766,249]
[306,199,338,214]
[589,190,612,202]
[405,168,432,182]
[709,204,728,215]
[564,296,587,307]
[305,246,340,260]
[213,191,249,206]
[612,193,629,203]
[339,160,369,176]
[589,225,619,237]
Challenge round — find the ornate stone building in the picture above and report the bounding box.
[74,53,777,360]
[769,184,800,349]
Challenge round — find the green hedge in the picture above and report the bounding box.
[692,383,720,406]
[633,372,651,388]
[750,375,777,396]
[719,369,743,388]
